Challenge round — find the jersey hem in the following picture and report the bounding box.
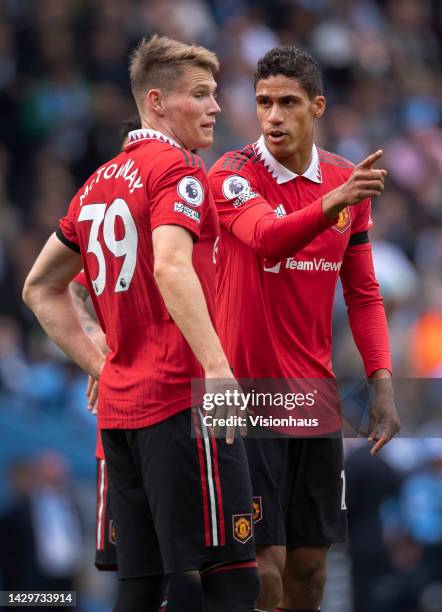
[150,217,200,242]
[98,401,191,430]
[56,227,80,253]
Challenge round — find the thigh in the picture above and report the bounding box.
[244,437,289,546]
[95,458,117,571]
[286,436,348,547]
[136,408,256,573]
[101,429,163,578]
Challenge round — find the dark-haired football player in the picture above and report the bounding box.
[209,46,400,612]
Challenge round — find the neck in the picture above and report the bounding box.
[277,141,314,175]
[141,118,184,148]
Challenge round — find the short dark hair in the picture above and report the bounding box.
[254,46,323,99]
[120,116,141,140]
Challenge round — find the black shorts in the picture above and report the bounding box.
[95,458,117,571]
[244,435,347,548]
[101,408,255,578]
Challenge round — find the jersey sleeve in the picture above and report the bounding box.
[57,192,81,252]
[148,151,210,241]
[340,242,392,377]
[208,164,267,232]
[209,159,335,260]
[351,198,374,235]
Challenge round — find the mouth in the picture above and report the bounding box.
[201,122,215,130]
[267,130,287,144]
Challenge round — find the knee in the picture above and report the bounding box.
[301,563,326,594]
[289,556,327,596]
[258,562,284,610]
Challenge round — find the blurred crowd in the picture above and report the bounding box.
[0,0,441,611]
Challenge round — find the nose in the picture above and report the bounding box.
[267,104,283,125]
[209,95,221,115]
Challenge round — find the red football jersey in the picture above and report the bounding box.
[59,129,219,429]
[209,137,390,433]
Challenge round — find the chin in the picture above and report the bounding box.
[267,142,289,158]
[196,136,213,150]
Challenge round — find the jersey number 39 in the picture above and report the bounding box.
[78,199,138,296]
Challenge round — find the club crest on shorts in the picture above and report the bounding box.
[232,514,253,544]
[222,175,250,200]
[252,497,263,524]
[177,176,204,207]
[332,207,351,233]
[109,520,116,546]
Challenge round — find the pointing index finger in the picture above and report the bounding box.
[358,149,383,170]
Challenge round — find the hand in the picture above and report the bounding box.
[87,355,105,411]
[365,376,401,455]
[86,375,99,415]
[323,150,387,219]
[204,366,247,444]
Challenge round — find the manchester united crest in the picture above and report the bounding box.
[252,497,263,524]
[332,207,351,233]
[232,514,253,544]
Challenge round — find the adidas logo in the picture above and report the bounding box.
[274,204,286,218]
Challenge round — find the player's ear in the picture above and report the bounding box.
[146,88,165,116]
[312,95,326,119]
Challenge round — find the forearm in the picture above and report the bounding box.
[341,246,392,377]
[155,263,228,374]
[233,197,335,259]
[24,286,105,377]
[348,297,391,377]
[69,283,108,353]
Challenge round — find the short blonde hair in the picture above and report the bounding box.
[129,35,219,110]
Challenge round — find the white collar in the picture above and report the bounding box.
[126,128,181,149]
[255,135,322,184]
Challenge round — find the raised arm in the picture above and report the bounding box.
[211,150,387,260]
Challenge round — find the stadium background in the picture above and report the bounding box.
[0,0,441,610]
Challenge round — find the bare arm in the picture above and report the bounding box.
[69,280,108,354]
[23,233,106,378]
[153,225,231,379]
[69,279,108,413]
[153,225,243,443]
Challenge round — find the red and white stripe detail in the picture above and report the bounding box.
[96,458,108,550]
[200,560,257,577]
[193,409,226,547]
[159,596,168,612]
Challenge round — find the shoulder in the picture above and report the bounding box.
[209,143,260,177]
[317,148,355,181]
[151,145,207,180]
[317,148,354,169]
